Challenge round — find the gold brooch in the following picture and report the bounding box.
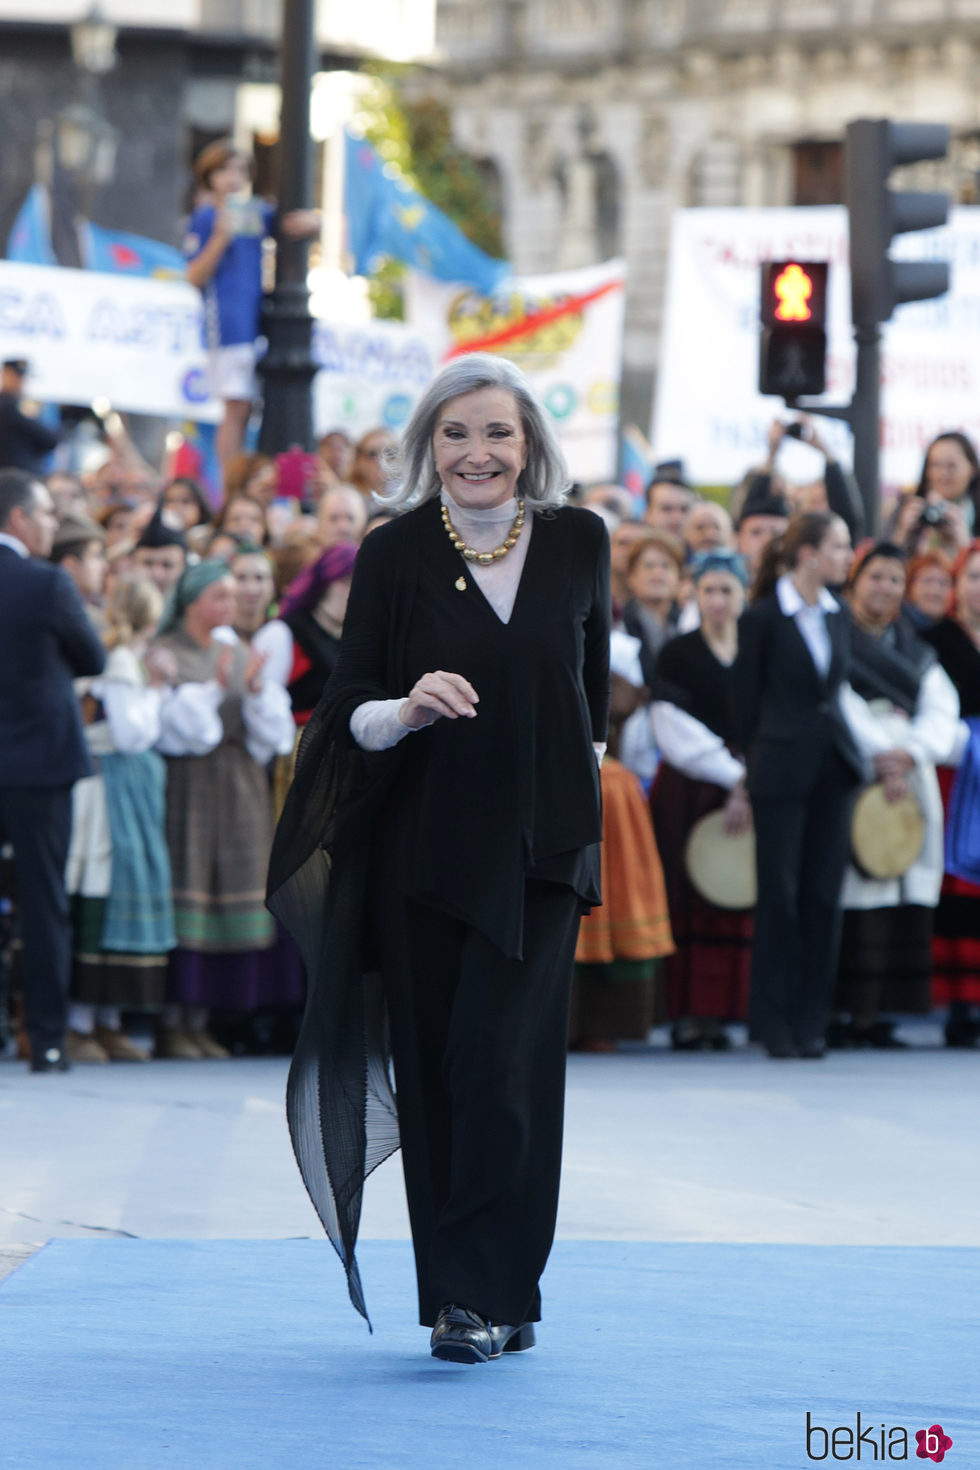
[455,576,467,591]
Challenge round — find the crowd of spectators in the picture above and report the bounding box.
[2,407,979,1068]
[0,421,390,1067]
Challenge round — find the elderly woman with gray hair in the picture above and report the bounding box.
[269,353,610,1361]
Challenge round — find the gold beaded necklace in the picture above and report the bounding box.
[440,498,526,566]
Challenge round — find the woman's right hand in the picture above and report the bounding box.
[399,671,479,729]
[214,645,234,690]
[722,782,752,836]
[894,495,925,542]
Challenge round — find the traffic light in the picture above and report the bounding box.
[758,260,828,398]
[845,119,950,326]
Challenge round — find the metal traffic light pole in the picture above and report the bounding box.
[778,118,951,535]
[849,324,882,533]
[785,327,880,534]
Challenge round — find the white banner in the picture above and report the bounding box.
[0,260,218,421]
[652,207,980,491]
[406,259,627,484]
[0,260,436,438]
[311,318,435,440]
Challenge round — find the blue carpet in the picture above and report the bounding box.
[2,1240,978,1469]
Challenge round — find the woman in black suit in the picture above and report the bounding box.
[734,512,864,1058]
[268,354,609,1362]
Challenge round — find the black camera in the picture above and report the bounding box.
[783,422,805,440]
[920,503,947,528]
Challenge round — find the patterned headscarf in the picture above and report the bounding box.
[690,547,749,587]
[157,560,232,635]
[278,541,358,617]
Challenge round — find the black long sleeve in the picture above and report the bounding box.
[825,459,865,542]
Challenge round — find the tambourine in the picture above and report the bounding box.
[850,783,925,881]
[684,809,757,911]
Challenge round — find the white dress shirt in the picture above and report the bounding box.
[0,531,29,558]
[776,572,836,678]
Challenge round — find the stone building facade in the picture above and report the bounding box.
[424,0,980,429]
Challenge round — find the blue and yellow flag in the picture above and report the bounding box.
[345,133,508,294]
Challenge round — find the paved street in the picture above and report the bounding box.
[3,1020,976,1285]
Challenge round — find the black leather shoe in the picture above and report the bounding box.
[856,1021,908,1050]
[945,1019,979,1049]
[825,1019,857,1050]
[488,1322,536,1358]
[29,1047,71,1073]
[798,1041,827,1059]
[430,1304,492,1364]
[765,1040,796,1059]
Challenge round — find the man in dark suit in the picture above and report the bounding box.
[0,361,58,475]
[0,469,106,1070]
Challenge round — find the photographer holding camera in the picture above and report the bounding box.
[760,417,865,543]
[887,432,979,559]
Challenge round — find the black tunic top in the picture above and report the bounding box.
[651,629,740,747]
[924,619,980,718]
[377,501,609,956]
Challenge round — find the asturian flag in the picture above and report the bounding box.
[6,184,184,278]
[344,133,509,295]
[5,185,57,266]
[80,220,185,278]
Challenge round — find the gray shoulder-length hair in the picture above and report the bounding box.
[379,352,570,511]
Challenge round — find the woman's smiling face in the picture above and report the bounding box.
[433,387,528,510]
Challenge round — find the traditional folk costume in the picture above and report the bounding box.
[155,589,297,1013]
[834,616,959,1038]
[269,492,609,1329]
[571,634,673,1047]
[649,629,752,1040]
[270,543,358,816]
[922,618,980,1040]
[65,647,175,1029]
[621,597,680,688]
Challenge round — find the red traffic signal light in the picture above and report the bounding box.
[759,260,828,400]
[760,261,828,328]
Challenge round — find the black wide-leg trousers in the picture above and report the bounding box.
[749,753,856,1052]
[374,878,582,1329]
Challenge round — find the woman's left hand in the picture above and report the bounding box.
[144,646,178,689]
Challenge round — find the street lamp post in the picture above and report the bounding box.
[46,3,118,261]
[258,0,319,456]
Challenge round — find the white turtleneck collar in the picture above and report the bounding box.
[440,485,520,525]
